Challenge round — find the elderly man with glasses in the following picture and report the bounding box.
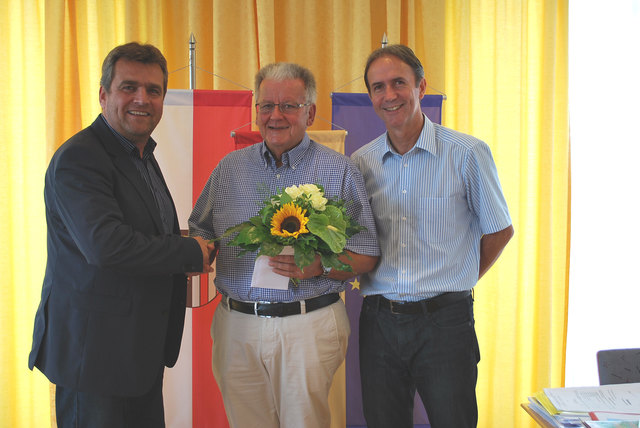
[189,62,380,428]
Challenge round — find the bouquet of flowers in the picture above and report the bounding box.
[220,183,366,274]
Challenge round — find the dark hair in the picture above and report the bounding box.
[254,62,317,104]
[363,44,425,93]
[100,42,168,94]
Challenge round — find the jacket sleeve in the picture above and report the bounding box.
[47,133,203,275]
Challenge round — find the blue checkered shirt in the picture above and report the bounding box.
[352,115,512,300]
[189,134,380,302]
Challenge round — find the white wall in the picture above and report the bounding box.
[566,0,640,387]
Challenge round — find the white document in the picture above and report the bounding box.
[250,246,294,290]
[544,383,640,413]
[591,411,640,421]
[584,422,639,428]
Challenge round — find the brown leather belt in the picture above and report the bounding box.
[226,293,340,318]
[366,290,472,315]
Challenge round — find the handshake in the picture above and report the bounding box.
[191,236,218,275]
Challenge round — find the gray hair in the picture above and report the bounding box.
[100,42,168,94]
[254,63,317,104]
[364,44,425,93]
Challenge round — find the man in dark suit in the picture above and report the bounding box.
[28,42,215,427]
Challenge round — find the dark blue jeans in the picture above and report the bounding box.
[359,295,480,428]
[55,367,165,428]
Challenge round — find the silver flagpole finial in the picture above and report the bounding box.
[189,33,196,90]
[381,32,388,48]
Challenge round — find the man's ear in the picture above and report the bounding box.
[99,86,107,109]
[418,77,427,99]
[306,104,317,127]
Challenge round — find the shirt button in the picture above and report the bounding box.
[276,174,281,179]
[404,163,409,167]
[401,243,406,248]
[402,216,407,221]
[402,189,407,194]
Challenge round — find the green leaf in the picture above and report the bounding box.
[320,253,352,272]
[260,205,276,224]
[249,215,265,228]
[220,222,251,239]
[346,219,366,237]
[258,240,283,257]
[293,245,316,271]
[322,205,348,231]
[307,212,347,254]
[251,224,273,242]
[279,192,293,205]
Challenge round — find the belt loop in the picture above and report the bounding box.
[419,299,429,315]
[253,302,259,316]
[370,295,381,313]
[300,300,307,314]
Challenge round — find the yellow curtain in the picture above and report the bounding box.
[444,1,569,427]
[1,1,569,427]
[0,1,52,428]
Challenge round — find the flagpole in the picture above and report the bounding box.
[189,33,196,90]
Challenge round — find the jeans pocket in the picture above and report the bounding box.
[432,298,473,329]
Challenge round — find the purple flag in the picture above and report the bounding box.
[332,92,443,428]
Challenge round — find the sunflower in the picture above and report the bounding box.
[270,202,309,238]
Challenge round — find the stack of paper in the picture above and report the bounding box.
[525,383,640,427]
[583,422,639,428]
[526,394,589,427]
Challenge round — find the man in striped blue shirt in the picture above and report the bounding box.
[352,44,514,428]
[189,62,379,428]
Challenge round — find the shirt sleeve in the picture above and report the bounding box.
[463,141,512,234]
[340,161,381,256]
[188,166,219,241]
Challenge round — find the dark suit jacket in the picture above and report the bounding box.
[29,115,203,397]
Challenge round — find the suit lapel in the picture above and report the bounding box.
[89,116,166,234]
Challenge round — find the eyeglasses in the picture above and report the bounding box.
[255,102,311,115]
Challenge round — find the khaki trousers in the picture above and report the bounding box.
[211,298,350,428]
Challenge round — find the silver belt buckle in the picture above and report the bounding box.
[254,301,274,318]
[388,299,405,315]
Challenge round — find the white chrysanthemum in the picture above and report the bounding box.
[299,184,321,197]
[284,185,304,199]
[310,193,328,211]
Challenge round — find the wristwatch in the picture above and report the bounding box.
[321,264,332,277]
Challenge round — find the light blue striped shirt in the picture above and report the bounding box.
[189,134,380,302]
[352,115,511,300]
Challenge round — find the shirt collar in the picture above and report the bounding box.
[100,114,157,159]
[380,113,436,161]
[260,133,311,169]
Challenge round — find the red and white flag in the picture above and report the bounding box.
[152,89,253,428]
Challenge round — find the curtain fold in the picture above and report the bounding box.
[1,1,569,427]
[445,1,570,427]
[0,1,50,428]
